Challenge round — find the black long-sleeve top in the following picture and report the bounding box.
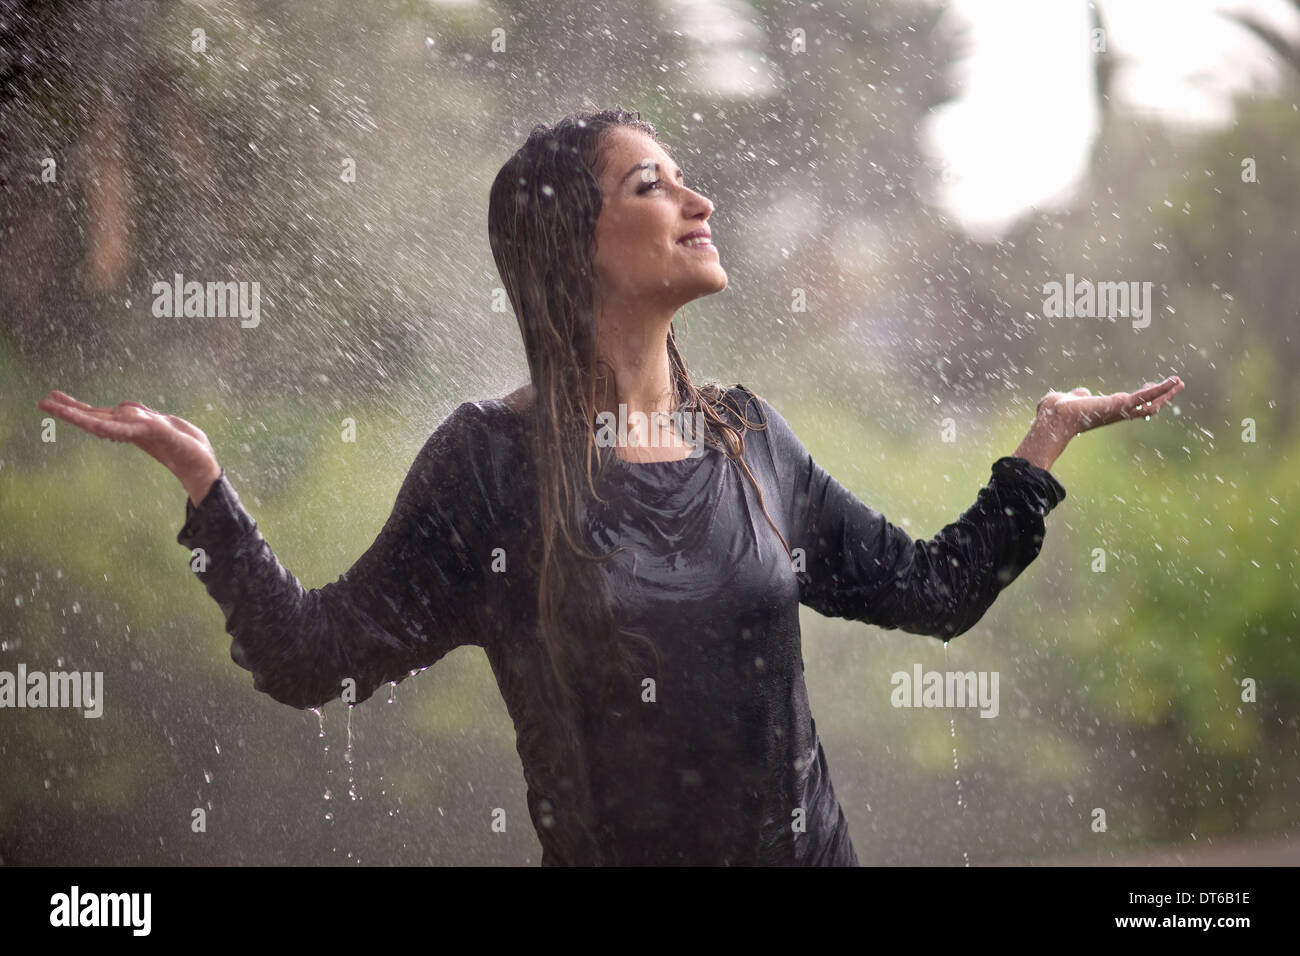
[177,384,1066,866]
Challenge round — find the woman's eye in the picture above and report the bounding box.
[637,179,663,193]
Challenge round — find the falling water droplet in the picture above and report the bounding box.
[346,704,359,802]
[950,717,963,809]
[315,706,334,814]
[387,681,396,703]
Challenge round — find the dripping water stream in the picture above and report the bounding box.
[310,706,334,822]
[310,701,379,865]
[311,684,412,863]
[382,681,397,820]
[944,640,970,867]
[346,704,357,803]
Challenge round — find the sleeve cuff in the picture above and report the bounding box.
[177,467,257,547]
[991,456,1067,510]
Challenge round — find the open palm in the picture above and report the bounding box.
[35,389,218,484]
[1039,375,1184,439]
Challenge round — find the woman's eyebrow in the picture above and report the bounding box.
[619,159,685,186]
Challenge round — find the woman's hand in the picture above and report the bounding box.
[36,390,223,506]
[1039,375,1184,437]
[1013,375,1185,472]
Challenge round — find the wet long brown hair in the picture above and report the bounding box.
[487,107,790,863]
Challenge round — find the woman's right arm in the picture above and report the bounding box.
[37,391,490,710]
[178,407,490,709]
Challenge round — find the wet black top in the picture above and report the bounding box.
[177,384,1066,865]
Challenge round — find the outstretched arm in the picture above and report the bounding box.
[749,375,1183,641]
[37,391,490,709]
[789,446,1066,641]
[176,419,489,709]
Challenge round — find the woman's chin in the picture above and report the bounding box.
[664,268,728,307]
[684,280,726,304]
[697,267,728,295]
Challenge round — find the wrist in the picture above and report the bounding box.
[182,460,222,508]
[1013,415,1071,472]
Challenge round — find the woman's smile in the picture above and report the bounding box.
[677,228,716,252]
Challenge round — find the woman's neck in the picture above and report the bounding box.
[592,308,676,419]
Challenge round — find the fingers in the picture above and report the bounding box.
[1056,376,1182,411]
[39,391,153,411]
[39,392,159,423]
[37,397,144,443]
[46,390,97,411]
[37,396,104,424]
[1120,392,1155,420]
[38,391,113,420]
[53,405,128,440]
[1126,377,1183,418]
[1132,376,1182,404]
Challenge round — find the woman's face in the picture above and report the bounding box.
[590,127,727,312]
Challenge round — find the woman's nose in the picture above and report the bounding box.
[685,190,713,217]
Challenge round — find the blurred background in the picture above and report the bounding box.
[1,0,1297,865]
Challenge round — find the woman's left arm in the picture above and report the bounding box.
[752,375,1183,641]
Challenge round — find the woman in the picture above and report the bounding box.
[36,107,1184,866]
